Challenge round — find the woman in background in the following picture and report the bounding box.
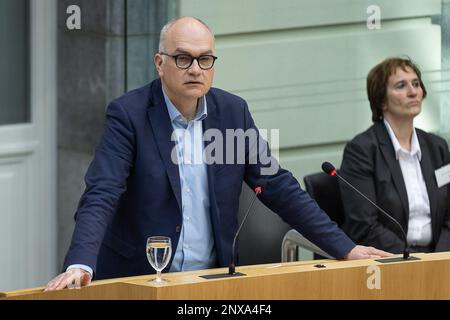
[340,57,450,254]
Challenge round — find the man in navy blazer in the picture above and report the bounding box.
[45,17,390,291]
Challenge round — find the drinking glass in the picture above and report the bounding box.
[146,236,172,283]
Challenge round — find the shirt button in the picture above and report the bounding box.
[186,188,191,193]
[185,216,190,221]
[175,226,181,233]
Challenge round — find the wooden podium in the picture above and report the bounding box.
[2,252,450,300]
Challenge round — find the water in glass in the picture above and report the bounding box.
[146,236,172,283]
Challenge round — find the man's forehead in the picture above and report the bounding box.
[165,32,214,54]
[172,46,214,54]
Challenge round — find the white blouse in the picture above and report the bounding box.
[384,119,432,247]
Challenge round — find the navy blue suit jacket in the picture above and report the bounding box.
[63,79,355,280]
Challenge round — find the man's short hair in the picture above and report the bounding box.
[366,57,427,122]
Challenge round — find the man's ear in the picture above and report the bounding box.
[154,54,163,76]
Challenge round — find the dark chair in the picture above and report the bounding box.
[304,171,345,259]
[303,171,345,227]
[281,170,346,262]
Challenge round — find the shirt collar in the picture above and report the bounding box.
[383,119,422,160]
[162,89,208,124]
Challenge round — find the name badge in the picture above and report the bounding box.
[435,163,450,188]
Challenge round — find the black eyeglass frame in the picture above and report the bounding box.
[159,52,218,70]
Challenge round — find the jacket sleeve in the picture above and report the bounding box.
[63,101,135,272]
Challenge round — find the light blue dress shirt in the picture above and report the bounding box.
[163,91,217,272]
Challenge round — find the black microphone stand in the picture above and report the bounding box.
[228,187,262,275]
[200,185,263,279]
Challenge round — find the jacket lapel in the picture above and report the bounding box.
[417,132,438,236]
[203,93,220,209]
[146,79,182,211]
[203,93,224,264]
[375,122,410,224]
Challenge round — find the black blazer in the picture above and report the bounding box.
[339,121,450,253]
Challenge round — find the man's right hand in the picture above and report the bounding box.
[44,268,92,291]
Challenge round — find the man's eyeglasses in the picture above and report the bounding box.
[160,52,218,70]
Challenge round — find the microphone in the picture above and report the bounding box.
[229,179,267,275]
[322,161,419,262]
[200,179,267,279]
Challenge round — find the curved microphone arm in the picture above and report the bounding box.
[229,187,262,275]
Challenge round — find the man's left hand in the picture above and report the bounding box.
[344,245,394,260]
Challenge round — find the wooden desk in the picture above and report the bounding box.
[2,252,450,299]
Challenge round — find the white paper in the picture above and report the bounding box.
[435,163,450,188]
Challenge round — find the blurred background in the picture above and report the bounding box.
[0,0,449,291]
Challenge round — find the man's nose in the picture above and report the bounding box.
[187,59,202,74]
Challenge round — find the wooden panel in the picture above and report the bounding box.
[3,252,450,299]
